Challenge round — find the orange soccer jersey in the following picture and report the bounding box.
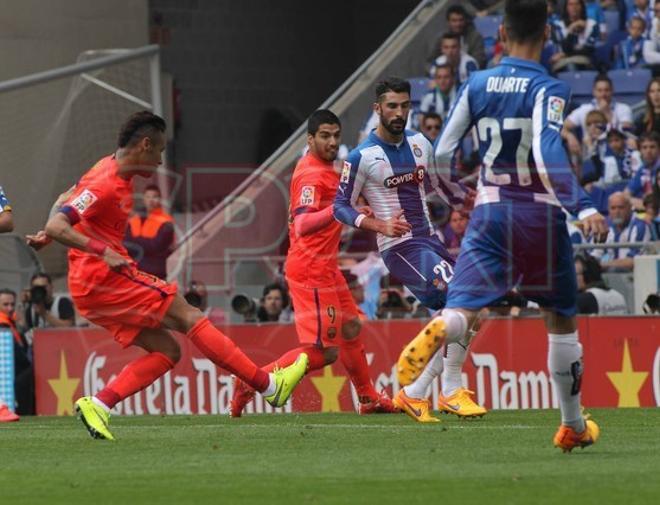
[285,152,359,346]
[60,155,176,347]
[286,152,343,286]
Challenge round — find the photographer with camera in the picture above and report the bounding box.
[231,282,293,323]
[22,273,75,333]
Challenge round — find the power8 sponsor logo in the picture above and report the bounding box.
[383,167,425,188]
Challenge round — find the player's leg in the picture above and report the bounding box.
[230,281,342,417]
[333,271,397,413]
[230,281,339,417]
[163,294,307,407]
[75,327,179,440]
[94,327,180,411]
[397,205,513,387]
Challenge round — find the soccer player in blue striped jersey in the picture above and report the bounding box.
[397,0,609,451]
[334,77,485,422]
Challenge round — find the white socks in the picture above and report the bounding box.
[263,375,277,397]
[442,342,468,397]
[404,350,444,399]
[548,332,585,433]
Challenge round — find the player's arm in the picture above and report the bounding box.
[532,83,608,242]
[432,83,472,208]
[26,184,77,250]
[0,187,13,233]
[333,154,411,237]
[44,189,129,270]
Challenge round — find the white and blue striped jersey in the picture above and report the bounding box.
[435,56,597,219]
[334,130,467,251]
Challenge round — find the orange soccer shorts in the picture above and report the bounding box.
[69,260,177,348]
[286,269,360,347]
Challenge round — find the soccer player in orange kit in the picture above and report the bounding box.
[230,109,404,417]
[27,111,308,440]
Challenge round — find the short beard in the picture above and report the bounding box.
[381,116,406,136]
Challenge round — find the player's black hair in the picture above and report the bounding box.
[593,73,612,88]
[307,109,341,136]
[143,184,161,195]
[117,111,167,148]
[606,128,625,140]
[375,77,411,102]
[503,0,548,44]
[446,5,467,19]
[31,272,52,285]
[639,131,660,146]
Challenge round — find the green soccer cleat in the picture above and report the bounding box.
[263,353,309,408]
[75,396,115,441]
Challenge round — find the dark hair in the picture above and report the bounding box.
[31,272,52,285]
[422,112,442,123]
[504,0,548,44]
[262,282,289,308]
[375,77,411,101]
[307,109,341,136]
[143,184,161,195]
[629,15,647,30]
[639,131,660,146]
[441,32,461,44]
[606,129,625,140]
[0,288,16,298]
[593,74,612,89]
[117,111,166,148]
[575,253,604,288]
[434,63,455,76]
[643,77,660,133]
[561,0,586,26]
[446,5,467,19]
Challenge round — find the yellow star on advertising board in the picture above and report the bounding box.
[310,366,346,412]
[47,352,80,416]
[606,340,648,407]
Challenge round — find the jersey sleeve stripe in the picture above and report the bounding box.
[531,86,562,207]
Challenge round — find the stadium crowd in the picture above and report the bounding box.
[3,0,660,422]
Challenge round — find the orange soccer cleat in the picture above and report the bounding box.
[393,389,440,423]
[553,419,600,453]
[0,403,19,422]
[229,377,255,418]
[359,391,401,415]
[438,388,487,418]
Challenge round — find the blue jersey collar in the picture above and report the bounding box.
[500,56,548,74]
[368,130,405,149]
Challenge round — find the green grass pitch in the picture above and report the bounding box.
[1,408,659,505]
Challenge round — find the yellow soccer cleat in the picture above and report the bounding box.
[75,396,115,441]
[438,388,487,418]
[264,353,309,408]
[553,418,600,453]
[397,317,446,386]
[393,389,440,423]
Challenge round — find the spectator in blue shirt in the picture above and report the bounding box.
[626,0,653,37]
[615,16,647,68]
[591,191,652,271]
[627,131,660,207]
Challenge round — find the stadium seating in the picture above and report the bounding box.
[608,68,651,105]
[603,10,621,35]
[557,71,599,104]
[474,15,502,41]
[408,76,431,105]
